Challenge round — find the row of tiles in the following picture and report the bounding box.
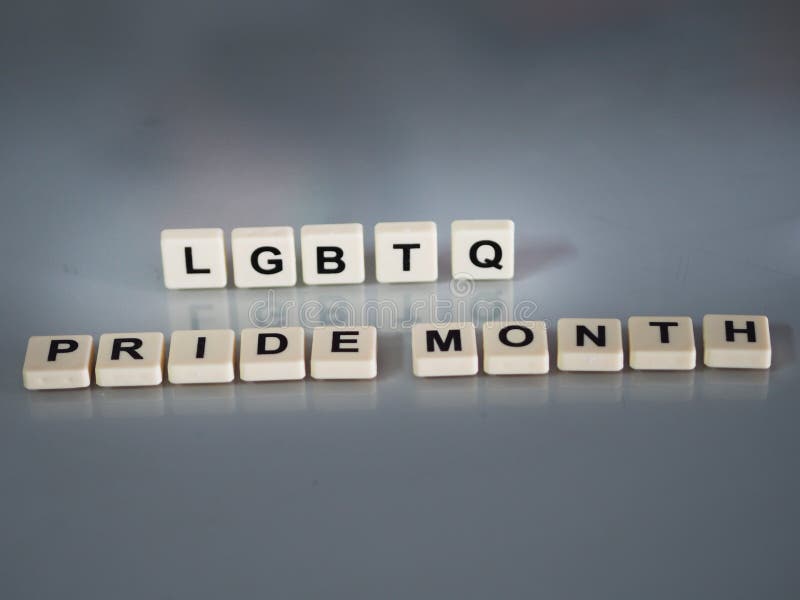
[23,315,771,390]
[162,220,514,289]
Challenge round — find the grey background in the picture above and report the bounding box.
[1,0,799,598]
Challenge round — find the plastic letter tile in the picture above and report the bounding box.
[703,314,771,369]
[451,220,514,280]
[300,224,365,285]
[374,221,438,283]
[557,318,623,372]
[239,327,306,382]
[23,335,94,390]
[483,321,549,375]
[168,329,235,384]
[95,332,164,387]
[628,316,696,370]
[231,226,297,288]
[412,322,478,377]
[161,228,227,289]
[310,326,377,379]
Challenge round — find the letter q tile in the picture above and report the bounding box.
[451,220,514,280]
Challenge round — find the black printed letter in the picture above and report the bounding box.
[317,247,345,274]
[393,243,421,271]
[576,325,605,347]
[332,331,359,352]
[725,320,756,343]
[257,332,288,355]
[184,247,211,274]
[251,247,283,275]
[111,338,144,360]
[499,325,534,347]
[47,339,79,362]
[426,330,462,352]
[649,321,679,344]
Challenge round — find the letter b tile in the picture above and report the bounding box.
[301,224,365,285]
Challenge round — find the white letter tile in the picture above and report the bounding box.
[239,327,306,382]
[310,326,377,379]
[168,329,235,384]
[161,228,227,289]
[557,318,623,372]
[23,335,94,390]
[412,323,478,377]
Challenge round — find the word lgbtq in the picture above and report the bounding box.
[22,315,771,390]
[161,220,514,289]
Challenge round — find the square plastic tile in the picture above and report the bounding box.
[412,322,478,377]
[300,224,365,285]
[23,335,94,390]
[451,220,514,280]
[374,221,438,283]
[483,321,549,375]
[628,316,696,370]
[310,326,377,379]
[557,318,623,372]
[703,314,771,369]
[239,327,306,381]
[168,329,235,384]
[161,228,227,289]
[231,226,297,288]
[95,332,165,387]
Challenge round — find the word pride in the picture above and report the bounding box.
[161,220,514,289]
[23,315,771,390]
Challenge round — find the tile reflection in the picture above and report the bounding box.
[414,377,479,409]
[94,387,165,418]
[237,381,308,413]
[480,375,550,408]
[554,373,623,405]
[625,371,696,404]
[699,369,770,403]
[168,384,237,415]
[167,289,231,331]
[310,380,377,411]
[28,389,93,420]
